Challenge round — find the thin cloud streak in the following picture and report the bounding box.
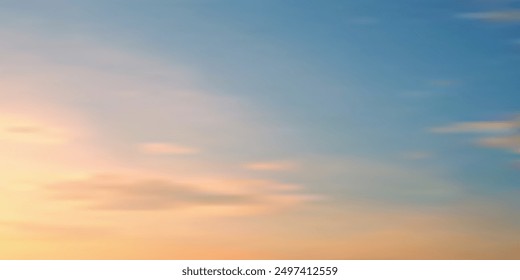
[431,115,520,155]
[458,10,520,22]
[0,113,79,145]
[478,136,520,154]
[430,119,518,133]
[45,174,320,214]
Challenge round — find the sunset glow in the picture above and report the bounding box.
[1,0,519,259]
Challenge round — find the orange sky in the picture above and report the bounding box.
[1,6,519,259]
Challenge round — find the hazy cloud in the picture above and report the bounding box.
[0,26,299,162]
[45,174,319,213]
[459,10,520,22]
[432,115,520,155]
[430,120,517,133]
[0,114,75,145]
[478,136,520,154]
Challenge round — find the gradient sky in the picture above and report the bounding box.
[0,0,519,259]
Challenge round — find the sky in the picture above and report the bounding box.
[0,0,519,259]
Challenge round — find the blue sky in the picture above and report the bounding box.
[0,0,519,258]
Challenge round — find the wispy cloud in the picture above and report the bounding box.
[0,113,79,145]
[45,174,320,214]
[430,120,517,133]
[431,116,520,155]
[139,142,199,155]
[458,10,520,22]
[478,136,520,154]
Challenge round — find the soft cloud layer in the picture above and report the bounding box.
[0,24,323,256]
[0,124,66,145]
[45,173,319,214]
[478,136,520,154]
[0,107,89,145]
[0,26,289,160]
[2,194,518,259]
